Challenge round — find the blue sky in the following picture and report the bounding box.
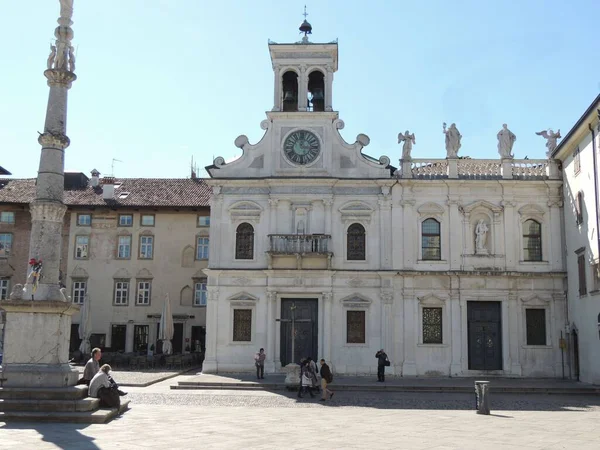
[2,0,599,178]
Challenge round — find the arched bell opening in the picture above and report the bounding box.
[308,70,325,112]
[281,70,298,112]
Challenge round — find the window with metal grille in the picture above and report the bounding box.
[139,235,154,259]
[526,309,546,345]
[235,223,254,260]
[133,325,149,352]
[136,280,151,305]
[0,278,9,300]
[346,310,366,343]
[578,254,587,296]
[347,223,366,260]
[114,280,129,305]
[233,309,252,341]
[72,280,86,304]
[196,237,209,260]
[422,307,443,344]
[194,279,207,306]
[523,219,542,261]
[421,218,441,260]
[117,235,131,259]
[75,235,89,259]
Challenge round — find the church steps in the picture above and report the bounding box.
[0,400,130,424]
[0,398,100,412]
[0,385,88,400]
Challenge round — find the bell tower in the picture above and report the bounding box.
[269,8,338,113]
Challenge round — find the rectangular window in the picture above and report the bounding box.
[114,280,129,305]
[422,307,443,344]
[75,235,89,259]
[133,325,149,352]
[194,279,207,306]
[0,278,9,300]
[0,233,13,257]
[197,215,210,227]
[196,237,209,260]
[117,235,132,259]
[0,211,15,224]
[141,214,155,226]
[233,309,252,341]
[526,309,547,346]
[139,235,154,259]
[346,310,366,344]
[592,263,600,292]
[574,147,580,175]
[72,280,87,305]
[575,192,584,225]
[578,254,587,296]
[77,214,91,226]
[136,280,151,305]
[118,214,133,227]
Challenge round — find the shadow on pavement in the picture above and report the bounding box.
[0,422,101,450]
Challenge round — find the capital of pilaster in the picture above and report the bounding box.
[44,69,76,88]
[268,198,279,207]
[380,290,394,304]
[399,199,416,207]
[322,292,333,302]
[38,131,70,150]
[266,291,277,302]
[207,288,220,301]
[29,201,67,223]
[322,198,334,207]
[501,200,516,208]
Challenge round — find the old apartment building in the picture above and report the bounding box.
[0,171,211,355]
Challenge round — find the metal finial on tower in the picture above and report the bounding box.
[299,5,312,43]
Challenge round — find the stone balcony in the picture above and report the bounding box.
[267,234,332,270]
[398,158,561,180]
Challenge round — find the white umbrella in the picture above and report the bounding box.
[78,294,92,355]
[159,294,174,355]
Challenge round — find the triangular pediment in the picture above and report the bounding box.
[462,200,503,214]
[340,293,372,308]
[339,201,374,213]
[228,291,259,306]
[520,294,550,305]
[417,293,447,305]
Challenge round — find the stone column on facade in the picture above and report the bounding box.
[402,291,418,376]
[381,290,394,373]
[548,199,563,271]
[492,209,503,261]
[298,65,307,112]
[507,292,520,374]
[400,200,416,269]
[274,294,282,369]
[1,1,80,387]
[449,287,462,376]
[268,198,279,235]
[502,200,517,270]
[201,287,220,373]
[266,290,277,372]
[272,64,281,111]
[447,197,461,270]
[209,187,223,268]
[552,292,567,376]
[322,292,333,364]
[325,65,334,112]
[378,188,392,270]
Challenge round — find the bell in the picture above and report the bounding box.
[311,88,324,100]
[283,90,296,102]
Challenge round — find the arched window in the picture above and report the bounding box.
[235,223,254,260]
[523,219,542,261]
[347,223,366,260]
[281,71,298,112]
[421,218,441,260]
[308,70,325,112]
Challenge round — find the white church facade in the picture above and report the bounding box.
[202,27,567,377]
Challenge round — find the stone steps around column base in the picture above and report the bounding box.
[0,400,130,424]
[0,385,88,400]
[0,398,100,412]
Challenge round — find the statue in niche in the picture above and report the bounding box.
[397,130,416,160]
[536,129,561,158]
[497,124,516,159]
[443,122,462,158]
[47,44,57,69]
[475,219,489,254]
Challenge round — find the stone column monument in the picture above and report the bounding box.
[0,0,79,387]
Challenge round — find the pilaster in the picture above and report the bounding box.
[447,196,461,270]
[266,290,277,372]
[298,65,308,112]
[380,290,394,373]
[325,64,333,111]
[449,289,462,375]
[508,292,522,375]
[400,199,416,269]
[322,292,333,364]
[378,189,392,269]
[502,199,517,269]
[402,291,417,376]
[202,288,220,373]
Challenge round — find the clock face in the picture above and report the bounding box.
[283,130,321,165]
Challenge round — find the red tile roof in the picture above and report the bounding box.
[0,178,212,208]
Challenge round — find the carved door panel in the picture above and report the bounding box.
[468,301,502,371]
[280,299,318,366]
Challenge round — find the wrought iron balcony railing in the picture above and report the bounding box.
[268,234,332,254]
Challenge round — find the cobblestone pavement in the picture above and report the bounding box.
[1,377,600,449]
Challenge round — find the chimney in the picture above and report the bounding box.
[101,176,115,200]
[90,169,100,187]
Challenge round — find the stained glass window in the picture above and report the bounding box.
[422,307,442,344]
[347,223,366,260]
[347,311,366,343]
[526,309,546,345]
[422,219,441,260]
[235,223,254,260]
[523,219,542,261]
[233,309,252,341]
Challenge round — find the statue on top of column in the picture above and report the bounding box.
[536,129,561,158]
[397,130,415,160]
[497,124,516,159]
[443,122,462,158]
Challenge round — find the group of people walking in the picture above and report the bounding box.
[77,348,128,408]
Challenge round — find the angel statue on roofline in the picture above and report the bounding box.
[536,129,561,158]
[397,130,416,160]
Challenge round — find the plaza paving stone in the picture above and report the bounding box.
[1,376,600,449]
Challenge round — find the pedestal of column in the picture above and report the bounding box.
[0,300,80,387]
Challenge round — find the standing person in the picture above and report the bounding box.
[375,349,389,382]
[319,359,334,402]
[297,359,316,398]
[89,364,122,408]
[307,357,319,394]
[77,347,102,386]
[254,348,266,379]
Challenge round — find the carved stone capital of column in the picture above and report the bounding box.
[322,292,333,302]
[44,68,77,88]
[266,291,277,302]
[268,198,279,207]
[207,288,220,301]
[29,201,67,223]
[38,131,70,149]
[322,198,334,207]
[501,200,516,208]
[380,291,394,304]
